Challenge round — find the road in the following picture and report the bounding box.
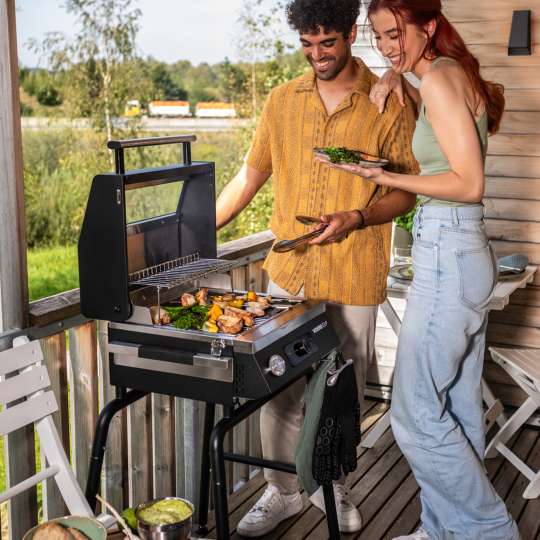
[21,116,251,132]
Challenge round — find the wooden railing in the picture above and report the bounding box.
[0,230,275,539]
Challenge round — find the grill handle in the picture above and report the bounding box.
[138,345,194,365]
[107,135,197,174]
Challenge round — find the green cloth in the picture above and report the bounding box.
[411,57,488,207]
[294,351,336,497]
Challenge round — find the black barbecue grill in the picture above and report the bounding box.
[79,136,342,539]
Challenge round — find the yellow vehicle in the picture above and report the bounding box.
[124,99,141,117]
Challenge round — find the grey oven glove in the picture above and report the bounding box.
[294,351,336,496]
[312,351,361,485]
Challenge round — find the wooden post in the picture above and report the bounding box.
[0,2,33,538]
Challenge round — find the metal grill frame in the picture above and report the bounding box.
[128,253,235,290]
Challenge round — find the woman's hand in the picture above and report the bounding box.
[308,211,363,245]
[370,69,405,113]
[316,156,390,185]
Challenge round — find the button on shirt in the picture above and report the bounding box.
[247,59,419,306]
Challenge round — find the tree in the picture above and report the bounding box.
[151,62,188,101]
[236,0,294,119]
[30,0,141,146]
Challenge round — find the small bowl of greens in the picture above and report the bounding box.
[136,497,194,540]
[314,146,389,168]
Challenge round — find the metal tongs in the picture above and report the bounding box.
[272,215,327,253]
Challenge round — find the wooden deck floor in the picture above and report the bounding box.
[201,399,540,540]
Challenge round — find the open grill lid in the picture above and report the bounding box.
[78,135,231,323]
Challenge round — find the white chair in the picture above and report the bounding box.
[0,336,115,526]
[486,347,540,499]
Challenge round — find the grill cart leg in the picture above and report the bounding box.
[209,388,342,540]
[196,402,216,536]
[323,482,340,540]
[85,388,148,511]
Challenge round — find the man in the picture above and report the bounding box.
[216,0,418,536]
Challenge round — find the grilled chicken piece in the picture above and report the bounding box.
[222,293,235,302]
[181,293,197,307]
[245,301,268,316]
[196,288,209,305]
[217,315,243,334]
[225,306,255,327]
[150,306,171,325]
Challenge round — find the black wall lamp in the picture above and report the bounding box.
[508,10,532,56]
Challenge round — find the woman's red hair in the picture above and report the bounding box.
[368,0,505,134]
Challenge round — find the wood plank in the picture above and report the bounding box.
[464,46,540,68]
[127,395,152,507]
[505,434,540,524]
[382,491,421,540]
[515,438,540,538]
[488,321,540,349]
[489,134,540,157]
[485,177,540,201]
[491,241,540,264]
[97,320,125,513]
[484,198,540,222]
[443,0,539,23]
[486,156,540,179]
[40,333,69,520]
[503,90,540,112]
[500,112,540,135]
[0,6,32,538]
[481,67,540,90]
[486,219,540,243]
[68,321,99,492]
[152,394,175,498]
[490,304,540,328]
[510,286,540,307]
[452,21,540,46]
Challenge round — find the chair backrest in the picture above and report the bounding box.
[0,338,58,437]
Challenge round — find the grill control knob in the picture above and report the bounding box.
[266,354,286,377]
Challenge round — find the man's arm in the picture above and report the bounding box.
[216,164,270,229]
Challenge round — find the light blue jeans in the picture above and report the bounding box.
[391,205,520,540]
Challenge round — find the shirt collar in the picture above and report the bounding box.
[295,57,373,96]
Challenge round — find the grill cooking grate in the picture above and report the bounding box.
[128,253,235,290]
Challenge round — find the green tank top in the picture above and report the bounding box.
[411,58,489,206]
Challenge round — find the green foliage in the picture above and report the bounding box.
[394,202,418,234]
[150,62,188,101]
[36,83,62,106]
[27,245,79,301]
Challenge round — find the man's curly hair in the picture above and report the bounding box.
[286,0,361,37]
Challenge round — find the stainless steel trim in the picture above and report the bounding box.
[112,352,233,383]
[193,353,232,370]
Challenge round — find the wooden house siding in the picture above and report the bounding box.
[354,1,540,407]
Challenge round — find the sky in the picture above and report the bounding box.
[16,0,296,68]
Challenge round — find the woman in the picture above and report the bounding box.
[318,1,520,539]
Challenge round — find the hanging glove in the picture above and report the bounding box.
[312,352,361,485]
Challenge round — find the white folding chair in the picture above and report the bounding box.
[486,347,540,499]
[0,336,115,526]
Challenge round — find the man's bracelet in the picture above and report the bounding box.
[354,209,365,229]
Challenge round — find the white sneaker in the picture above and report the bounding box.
[236,484,303,537]
[392,527,431,540]
[309,484,362,533]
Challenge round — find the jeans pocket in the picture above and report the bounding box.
[456,245,496,311]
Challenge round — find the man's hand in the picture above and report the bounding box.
[309,210,363,245]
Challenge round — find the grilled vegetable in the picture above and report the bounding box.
[217,315,243,334]
[181,293,197,307]
[196,288,209,305]
[208,303,224,322]
[227,299,245,309]
[170,304,210,330]
[203,320,219,333]
[321,146,361,164]
[247,290,258,301]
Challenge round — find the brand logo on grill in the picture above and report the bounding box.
[312,321,327,334]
